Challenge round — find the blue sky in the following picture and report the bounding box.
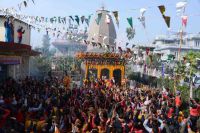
[0,0,200,48]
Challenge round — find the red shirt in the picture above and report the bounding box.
[0,109,10,128]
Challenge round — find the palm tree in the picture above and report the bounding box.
[126,27,135,41]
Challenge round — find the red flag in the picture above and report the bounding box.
[182,15,188,27]
[146,48,150,55]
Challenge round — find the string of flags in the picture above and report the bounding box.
[0,0,194,42]
[158,5,171,28]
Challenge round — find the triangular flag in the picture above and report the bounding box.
[98,43,102,48]
[69,16,74,21]
[158,5,165,15]
[85,19,89,26]
[112,11,119,27]
[18,3,22,11]
[58,17,61,23]
[127,17,133,28]
[96,13,102,25]
[138,16,145,28]
[132,44,135,48]
[75,15,79,25]
[126,42,129,46]
[81,16,85,24]
[62,17,66,24]
[181,15,188,27]
[163,15,170,28]
[88,15,92,22]
[24,1,27,7]
[140,8,146,16]
[32,0,35,4]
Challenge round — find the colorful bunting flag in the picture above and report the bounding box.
[32,0,35,4]
[24,1,27,7]
[96,13,102,25]
[138,16,145,28]
[69,16,74,21]
[18,3,22,11]
[138,8,146,29]
[98,43,102,48]
[112,11,119,27]
[181,15,188,27]
[81,16,85,24]
[85,19,89,26]
[163,15,170,28]
[158,5,165,15]
[88,15,92,22]
[127,17,133,28]
[75,15,79,25]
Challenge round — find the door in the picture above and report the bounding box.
[113,69,121,86]
[101,68,110,80]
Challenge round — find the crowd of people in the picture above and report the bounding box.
[0,76,199,133]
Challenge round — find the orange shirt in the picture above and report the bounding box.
[175,96,181,107]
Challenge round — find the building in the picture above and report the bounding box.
[87,6,117,51]
[130,33,200,80]
[76,7,128,85]
[52,21,88,57]
[153,33,200,60]
[0,15,39,81]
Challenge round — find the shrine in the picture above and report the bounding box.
[76,52,126,85]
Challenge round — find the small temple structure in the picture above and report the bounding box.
[76,7,127,85]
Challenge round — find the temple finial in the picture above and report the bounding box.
[101,2,105,10]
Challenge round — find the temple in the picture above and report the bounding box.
[76,7,126,85]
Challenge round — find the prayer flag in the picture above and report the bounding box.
[158,5,165,15]
[127,17,133,28]
[163,15,170,28]
[69,16,74,21]
[96,13,102,25]
[75,15,79,25]
[32,0,35,4]
[81,16,85,24]
[181,15,188,27]
[112,11,119,27]
[24,1,27,7]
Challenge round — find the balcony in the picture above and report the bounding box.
[0,41,40,56]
